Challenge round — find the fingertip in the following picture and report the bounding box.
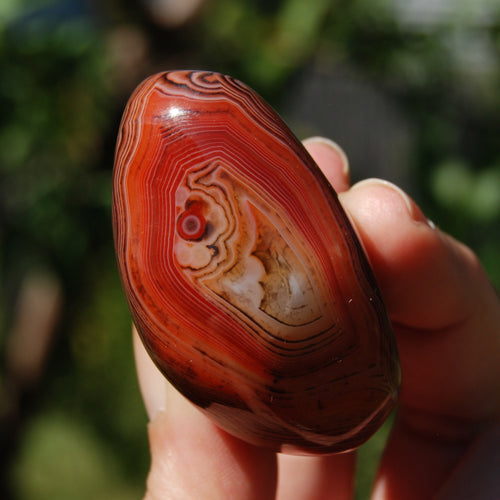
[347,177,432,231]
[339,178,460,328]
[349,178,426,222]
[303,136,351,192]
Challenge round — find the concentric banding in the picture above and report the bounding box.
[112,71,400,454]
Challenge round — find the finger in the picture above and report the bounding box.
[134,328,278,500]
[372,421,500,500]
[340,179,500,424]
[435,424,500,500]
[338,179,500,499]
[276,452,356,500]
[303,136,351,192]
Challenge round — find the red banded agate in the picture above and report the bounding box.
[112,70,400,454]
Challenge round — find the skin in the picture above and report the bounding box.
[134,136,500,499]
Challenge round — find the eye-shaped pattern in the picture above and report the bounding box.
[112,70,401,455]
[177,203,206,241]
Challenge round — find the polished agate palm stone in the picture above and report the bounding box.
[112,71,400,454]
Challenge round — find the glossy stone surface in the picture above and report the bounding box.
[112,71,400,454]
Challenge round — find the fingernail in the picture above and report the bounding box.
[303,136,350,178]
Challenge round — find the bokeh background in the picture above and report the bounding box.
[1,0,500,498]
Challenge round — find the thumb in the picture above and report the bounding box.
[134,329,277,500]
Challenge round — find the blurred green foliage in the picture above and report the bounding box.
[11,411,142,500]
[0,16,111,277]
[1,0,499,499]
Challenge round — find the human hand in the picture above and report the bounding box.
[134,137,500,499]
